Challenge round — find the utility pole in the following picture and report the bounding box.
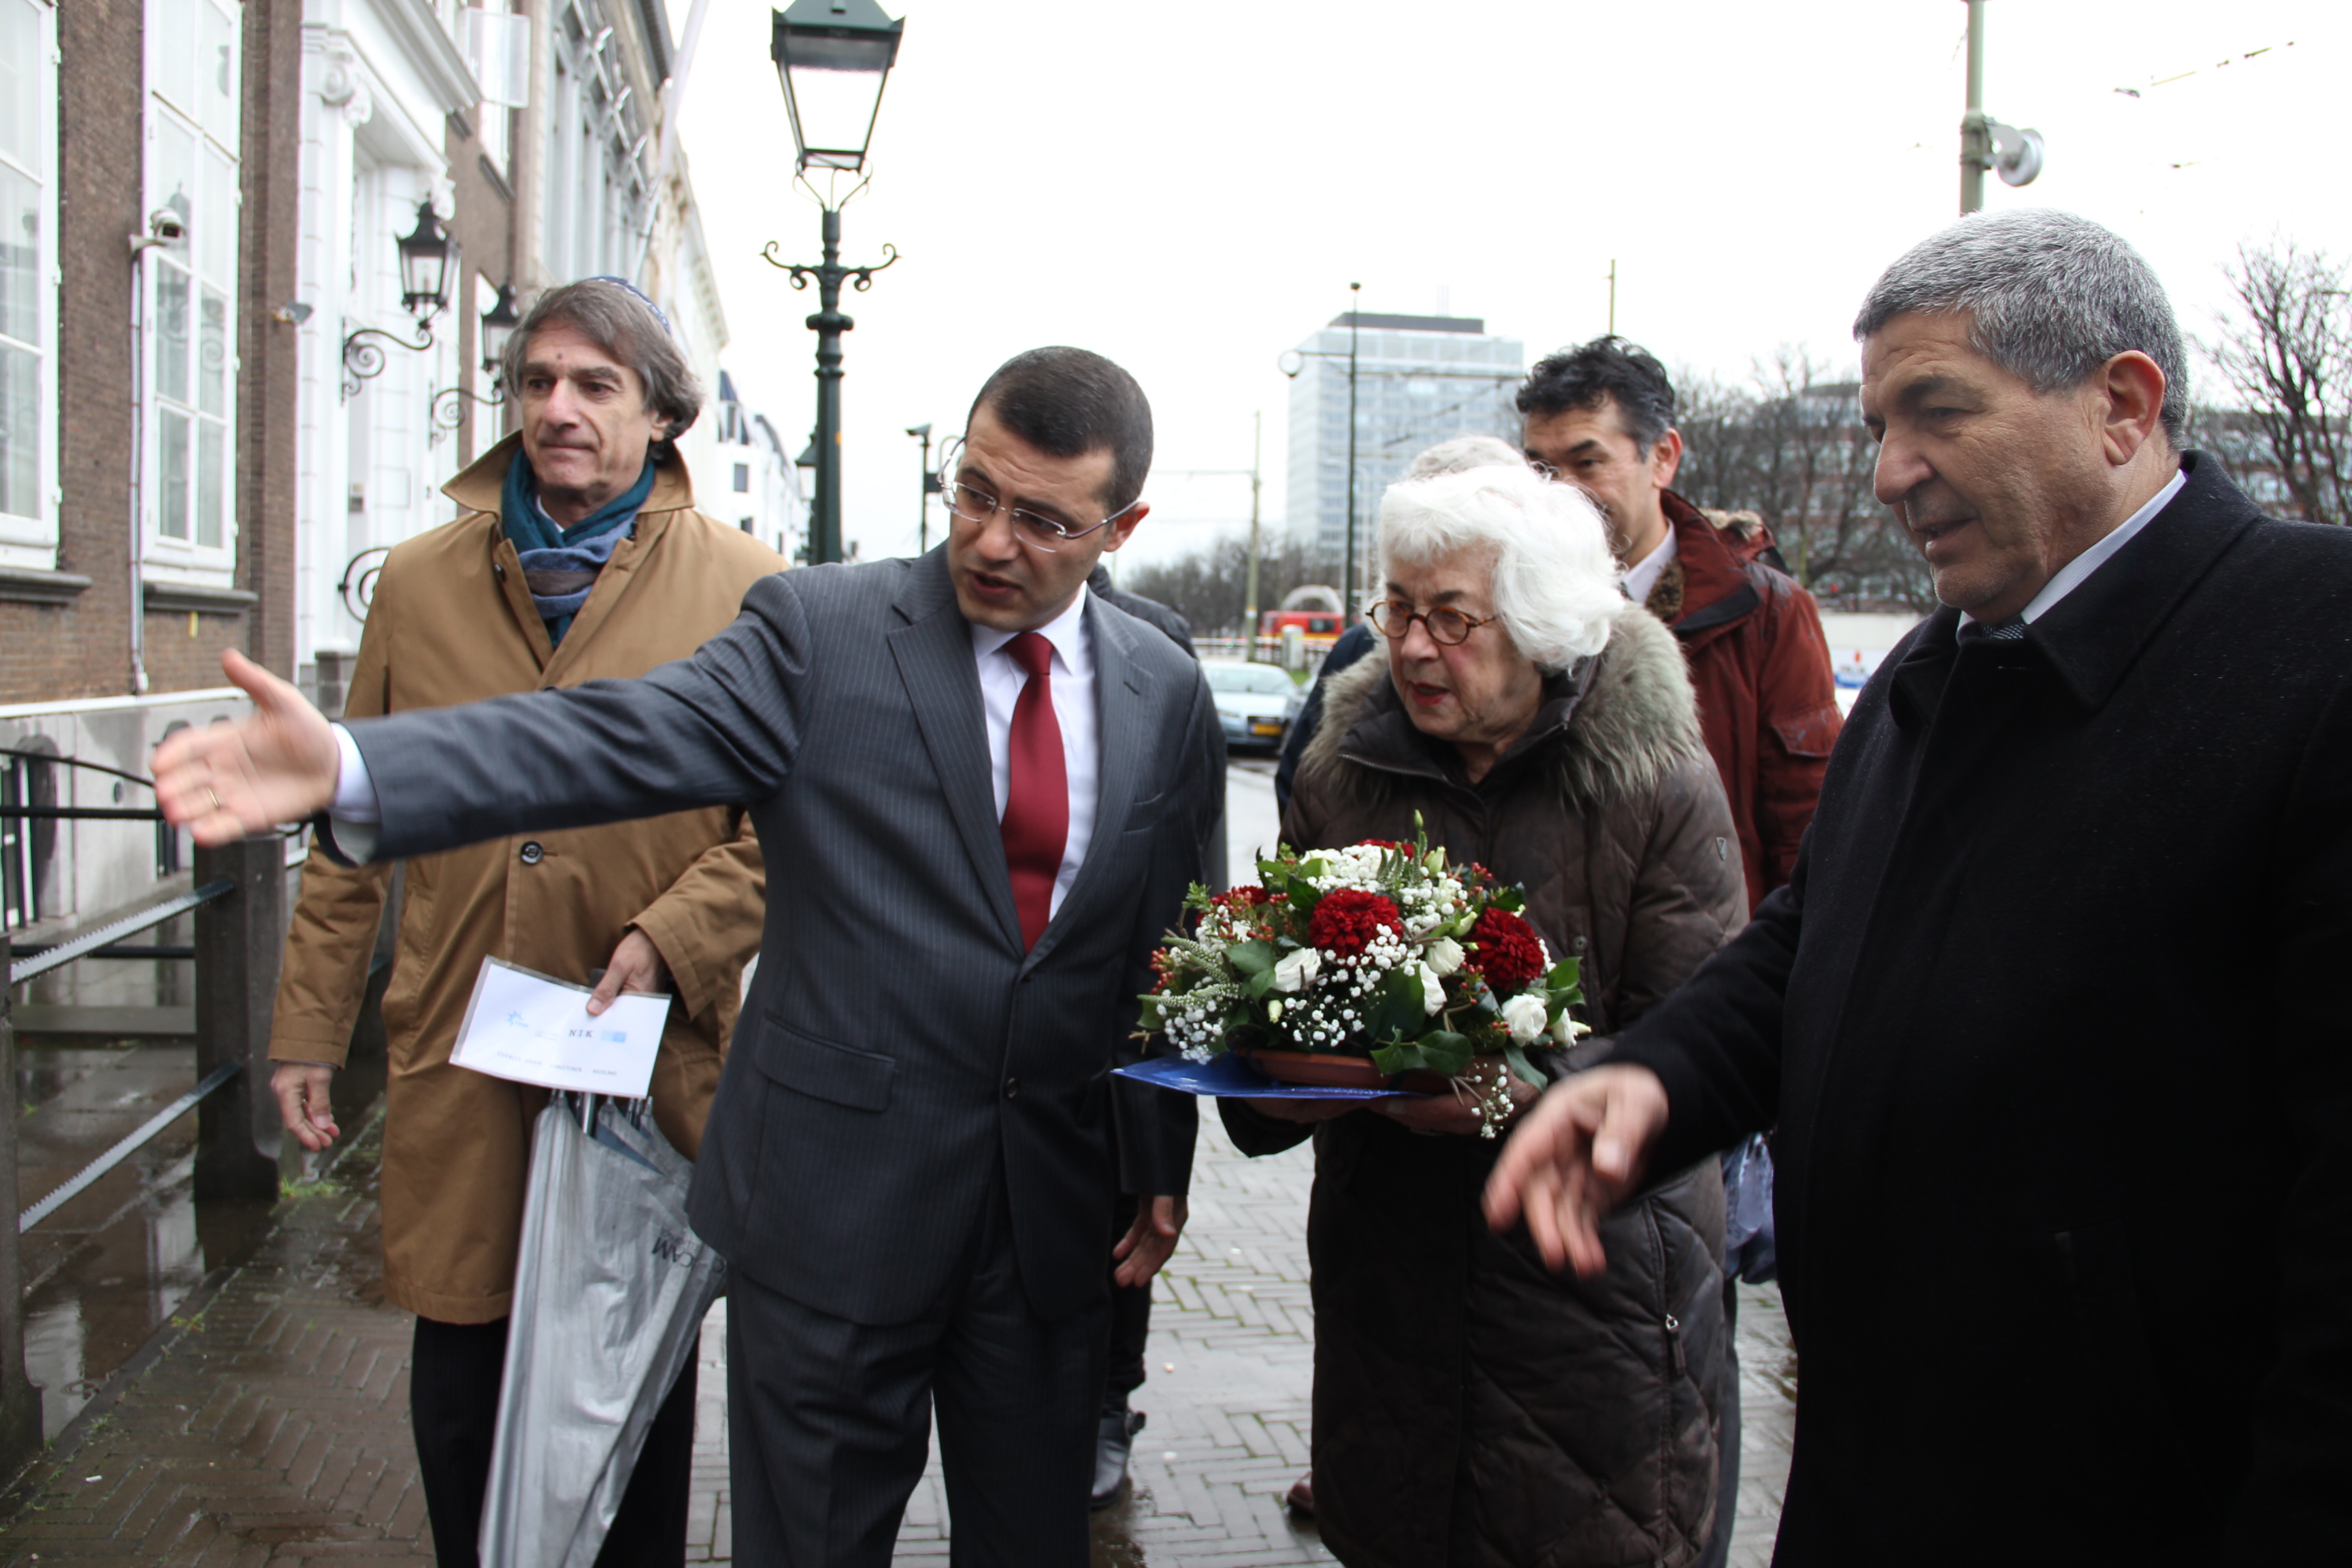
[1243,410,1263,647]
[1959,0,1989,214]
[1343,281,1361,623]
[1607,259,1617,335]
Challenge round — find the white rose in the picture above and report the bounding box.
[1416,962,1446,1015]
[1552,1013,1591,1046]
[1501,994,1550,1045]
[1272,947,1322,994]
[1424,936,1465,977]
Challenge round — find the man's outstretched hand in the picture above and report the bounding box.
[1482,1064,1670,1278]
[153,649,340,843]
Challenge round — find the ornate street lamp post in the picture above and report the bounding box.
[762,0,904,566]
[342,199,459,398]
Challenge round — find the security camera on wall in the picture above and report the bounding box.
[146,208,186,244]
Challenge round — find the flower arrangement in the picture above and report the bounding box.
[1141,817,1586,1118]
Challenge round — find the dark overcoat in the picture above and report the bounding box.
[1607,454,2352,1565]
[1231,610,1747,1568]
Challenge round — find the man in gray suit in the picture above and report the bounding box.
[154,348,1221,1567]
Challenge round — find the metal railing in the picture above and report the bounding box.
[0,833,287,1477]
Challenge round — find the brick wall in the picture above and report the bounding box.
[238,0,303,679]
[10,0,299,708]
[29,0,146,706]
[443,106,519,472]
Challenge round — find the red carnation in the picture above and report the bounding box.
[1309,887,1403,960]
[1467,907,1545,995]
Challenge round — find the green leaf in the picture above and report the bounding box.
[1544,956,1583,991]
[1226,938,1276,976]
[1501,1043,1548,1090]
[1369,1041,1426,1075]
[1413,1030,1475,1077]
[1361,966,1427,1045]
[1245,968,1279,1000]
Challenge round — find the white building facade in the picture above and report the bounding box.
[1285,312,1524,581]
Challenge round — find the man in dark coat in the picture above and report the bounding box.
[1487,208,2352,1566]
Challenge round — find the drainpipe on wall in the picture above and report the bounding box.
[125,232,165,697]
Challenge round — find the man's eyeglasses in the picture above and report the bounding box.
[1367,600,1500,646]
[938,442,1134,554]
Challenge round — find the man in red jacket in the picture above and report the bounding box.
[1520,338,1842,915]
[1521,338,1840,1568]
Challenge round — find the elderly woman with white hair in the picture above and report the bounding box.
[1224,456,1746,1568]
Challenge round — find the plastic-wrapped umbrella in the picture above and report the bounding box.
[478,1094,725,1568]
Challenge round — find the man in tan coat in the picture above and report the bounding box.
[267,278,779,1568]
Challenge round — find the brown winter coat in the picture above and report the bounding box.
[1658,491,1842,913]
[268,436,781,1324]
[1225,609,1747,1568]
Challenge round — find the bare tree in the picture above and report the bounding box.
[1673,353,1931,610]
[1120,532,1340,638]
[2202,242,2352,525]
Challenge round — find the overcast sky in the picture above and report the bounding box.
[673,0,2349,571]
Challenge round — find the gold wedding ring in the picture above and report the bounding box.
[205,787,223,813]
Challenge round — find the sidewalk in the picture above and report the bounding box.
[0,1109,1793,1565]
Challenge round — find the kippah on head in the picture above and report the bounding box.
[504,276,705,446]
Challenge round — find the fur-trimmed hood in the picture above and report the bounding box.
[1298,607,1703,815]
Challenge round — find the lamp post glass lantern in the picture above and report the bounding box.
[764,0,905,566]
[395,201,456,321]
[480,280,521,374]
[772,0,903,176]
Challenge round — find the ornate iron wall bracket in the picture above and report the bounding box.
[427,381,508,444]
[337,545,393,621]
[342,323,436,401]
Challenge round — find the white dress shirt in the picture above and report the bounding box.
[1955,467,2186,640]
[1620,525,1679,608]
[329,585,1106,924]
[969,584,1096,922]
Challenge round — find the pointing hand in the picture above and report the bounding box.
[152,649,340,843]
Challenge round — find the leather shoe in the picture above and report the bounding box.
[1286,1469,1314,1516]
[1091,1407,1146,1509]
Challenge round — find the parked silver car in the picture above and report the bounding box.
[1200,659,1305,751]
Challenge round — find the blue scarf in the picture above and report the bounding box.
[500,452,658,646]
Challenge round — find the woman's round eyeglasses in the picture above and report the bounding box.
[937,441,1134,555]
[1367,601,1500,645]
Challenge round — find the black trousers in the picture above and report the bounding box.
[1105,1191,1152,1409]
[724,1182,1109,1568]
[410,1313,700,1568]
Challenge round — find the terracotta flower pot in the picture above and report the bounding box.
[1237,1049,1454,1096]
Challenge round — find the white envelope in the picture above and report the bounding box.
[451,956,671,1098]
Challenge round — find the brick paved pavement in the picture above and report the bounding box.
[0,1106,1795,1565]
[0,1110,427,1566]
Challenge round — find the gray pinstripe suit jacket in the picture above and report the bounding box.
[337,547,1220,1324]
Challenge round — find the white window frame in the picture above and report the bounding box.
[0,0,59,570]
[140,0,242,589]
[544,5,648,282]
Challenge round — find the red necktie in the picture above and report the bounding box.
[1000,632,1068,951]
